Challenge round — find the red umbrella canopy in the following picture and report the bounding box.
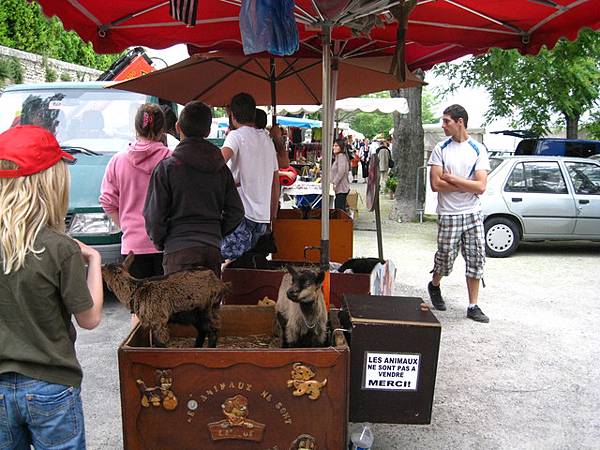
[36,0,600,70]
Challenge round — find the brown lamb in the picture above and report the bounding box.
[102,252,231,348]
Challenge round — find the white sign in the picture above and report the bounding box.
[362,352,420,391]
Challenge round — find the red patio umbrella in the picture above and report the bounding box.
[36,1,599,68]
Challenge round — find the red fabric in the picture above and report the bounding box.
[36,1,600,70]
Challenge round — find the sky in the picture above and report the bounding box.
[145,45,519,151]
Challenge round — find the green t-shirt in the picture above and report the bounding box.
[0,227,93,387]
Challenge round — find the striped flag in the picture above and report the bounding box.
[169,0,198,26]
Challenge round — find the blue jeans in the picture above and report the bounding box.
[0,373,86,450]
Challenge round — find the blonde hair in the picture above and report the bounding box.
[0,160,70,274]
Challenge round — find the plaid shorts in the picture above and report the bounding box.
[433,212,485,279]
[220,217,270,260]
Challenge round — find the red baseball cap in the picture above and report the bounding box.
[0,125,76,178]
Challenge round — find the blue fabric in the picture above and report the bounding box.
[0,373,86,450]
[221,217,270,260]
[240,0,299,56]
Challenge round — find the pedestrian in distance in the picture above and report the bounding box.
[332,138,351,211]
[427,104,491,323]
[100,103,171,326]
[144,101,244,276]
[0,125,103,449]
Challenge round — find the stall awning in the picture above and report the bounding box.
[279,97,409,115]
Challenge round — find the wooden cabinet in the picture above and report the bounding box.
[118,306,349,449]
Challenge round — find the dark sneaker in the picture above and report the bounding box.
[427,282,446,311]
[467,305,489,323]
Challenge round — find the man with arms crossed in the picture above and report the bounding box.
[427,104,490,323]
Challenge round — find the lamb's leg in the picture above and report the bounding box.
[276,312,289,348]
[193,310,208,348]
[206,306,220,348]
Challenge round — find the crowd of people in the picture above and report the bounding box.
[0,95,489,446]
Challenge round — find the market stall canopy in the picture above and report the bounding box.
[279,98,410,115]
[35,1,599,70]
[215,115,322,129]
[109,52,423,106]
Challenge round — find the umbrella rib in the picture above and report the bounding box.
[409,43,462,64]
[339,1,401,25]
[528,0,589,34]
[98,1,169,35]
[67,0,102,26]
[343,43,397,59]
[408,19,519,36]
[278,60,322,81]
[310,0,326,22]
[214,59,271,82]
[342,41,382,58]
[110,17,239,30]
[443,0,525,35]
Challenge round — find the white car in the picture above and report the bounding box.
[481,156,600,257]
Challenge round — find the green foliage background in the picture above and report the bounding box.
[347,89,438,139]
[433,29,600,138]
[0,0,119,71]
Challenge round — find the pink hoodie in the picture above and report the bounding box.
[100,139,171,255]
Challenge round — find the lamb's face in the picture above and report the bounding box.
[286,269,325,303]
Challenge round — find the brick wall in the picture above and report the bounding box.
[0,45,101,86]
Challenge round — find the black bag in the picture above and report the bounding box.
[377,146,395,169]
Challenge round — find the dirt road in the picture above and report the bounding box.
[76,183,600,449]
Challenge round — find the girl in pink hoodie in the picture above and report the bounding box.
[100,104,171,322]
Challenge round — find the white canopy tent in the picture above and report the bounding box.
[279,97,409,115]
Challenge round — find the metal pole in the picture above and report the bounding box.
[270,56,277,127]
[320,24,332,269]
[374,192,384,260]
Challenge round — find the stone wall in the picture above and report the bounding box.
[0,45,101,86]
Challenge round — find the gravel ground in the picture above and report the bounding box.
[76,182,600,449]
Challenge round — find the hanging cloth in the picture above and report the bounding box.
[240,0,299,56]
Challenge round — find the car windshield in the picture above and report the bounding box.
[0,88,148,153]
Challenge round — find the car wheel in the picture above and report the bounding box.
[484,217,520,258]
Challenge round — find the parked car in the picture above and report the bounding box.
[0,82,179,264]
[481,156,600,257]
[515,138,600,158]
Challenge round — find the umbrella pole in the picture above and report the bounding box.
[270,56,277,127]
[320,24,332,269]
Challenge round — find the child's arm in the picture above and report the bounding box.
[73,240,103,329]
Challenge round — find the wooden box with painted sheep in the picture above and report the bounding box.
[118,305,349,450]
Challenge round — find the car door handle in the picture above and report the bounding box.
[511,197,523,202]
[578,199,590,204]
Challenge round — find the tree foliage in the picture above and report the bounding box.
[349,87,438,138]
[433,29,600,138]
[0,0,120,70]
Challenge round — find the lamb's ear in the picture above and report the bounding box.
[122,251,135,271]
[316,270,326,285]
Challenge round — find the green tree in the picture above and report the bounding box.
[433,29,600,139]
[0,0,119,71]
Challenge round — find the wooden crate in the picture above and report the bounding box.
[272,209,353,263]
[118,305,349,450]
[340,295,441,424]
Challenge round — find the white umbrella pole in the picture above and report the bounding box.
[320,24,332,268]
